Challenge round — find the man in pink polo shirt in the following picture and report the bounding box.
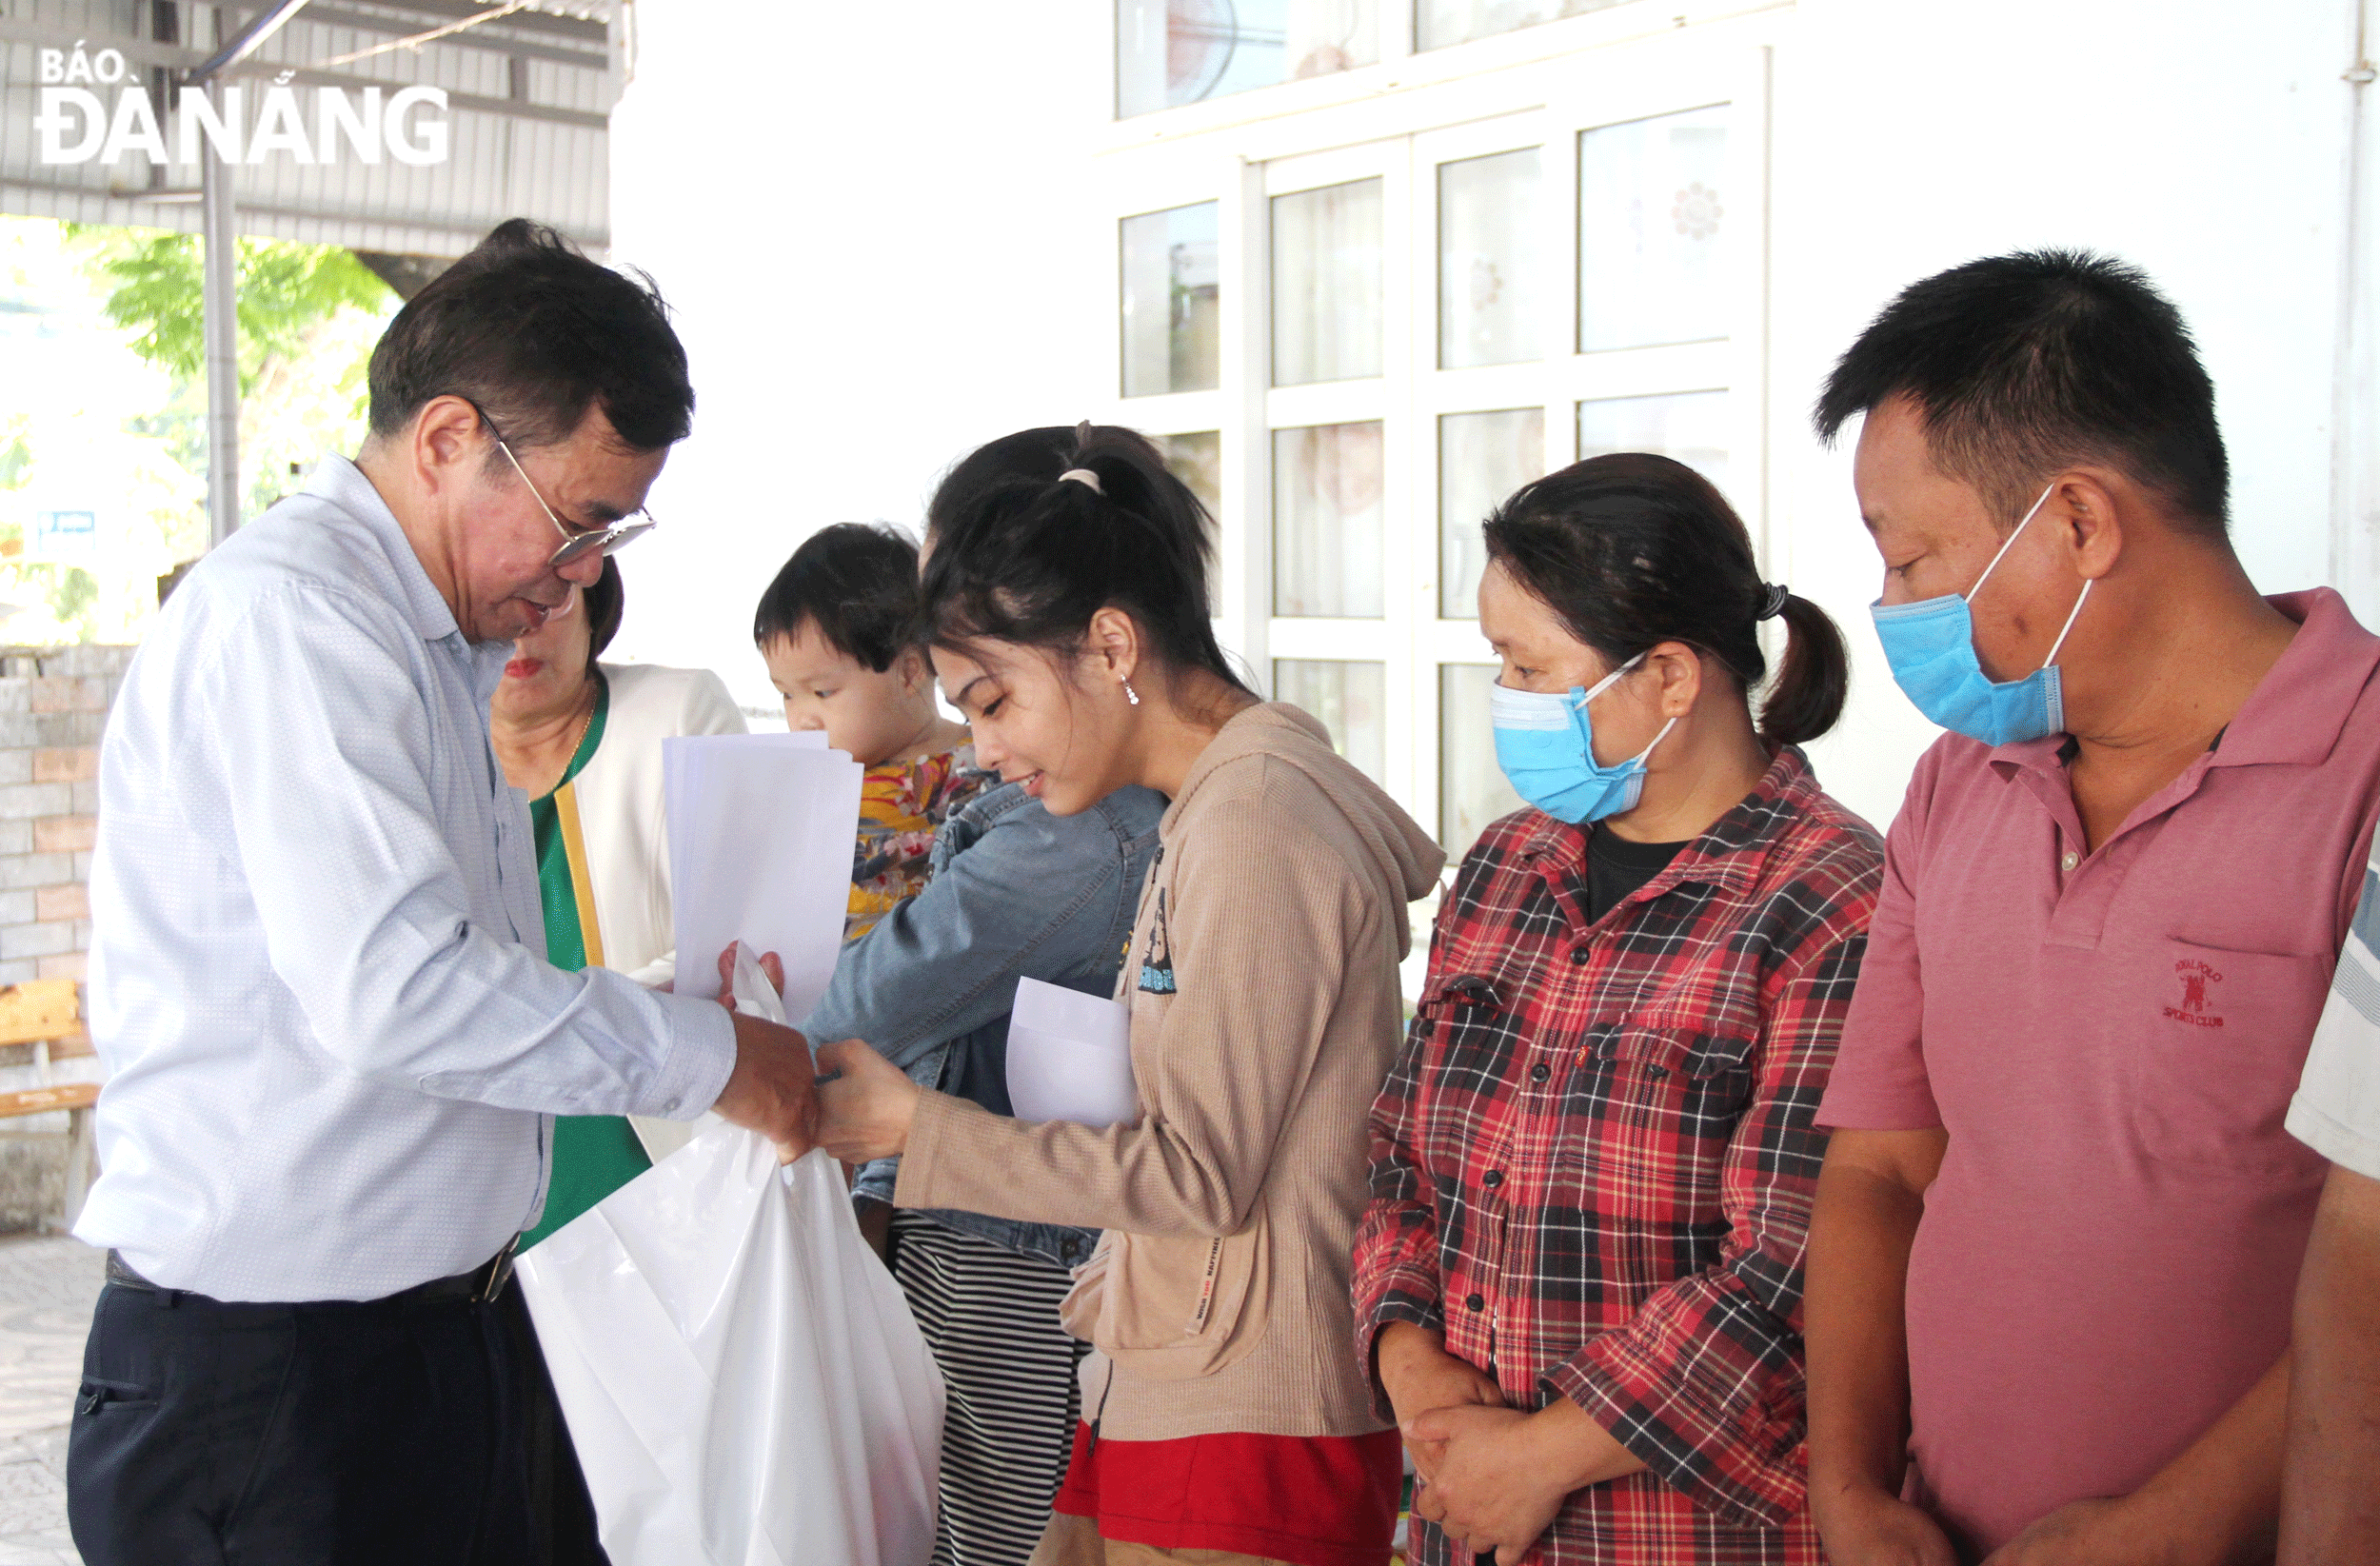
[1801,250,2380,1564]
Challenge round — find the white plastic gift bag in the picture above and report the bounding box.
[520,950,944,1565]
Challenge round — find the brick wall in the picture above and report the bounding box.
[0,646,128,1230]
[0,645,125,986]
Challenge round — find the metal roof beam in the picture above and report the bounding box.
[278,0,608,47]
[297,5,609,70]
[190,0,316,82]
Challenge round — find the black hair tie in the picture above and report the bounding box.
[1757,583,1790,621]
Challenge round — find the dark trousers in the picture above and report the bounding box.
[68,1270,605,1566]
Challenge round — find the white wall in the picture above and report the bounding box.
[1772,0,2367,827]
[604,1,1115,712]
[610,0,2372,826]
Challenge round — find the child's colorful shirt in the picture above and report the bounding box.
[845,743,992,941]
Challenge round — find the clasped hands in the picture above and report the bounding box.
[699,942,922,1165]
[1377,1320,1639,1566]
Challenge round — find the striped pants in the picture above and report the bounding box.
[890,1211,1088,1566]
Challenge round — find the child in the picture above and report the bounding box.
[752,522,990,940]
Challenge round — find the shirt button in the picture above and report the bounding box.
[1465,1293,1486,1313]
[2060,850,2079,872]
[1481,1169,1503,1188]
[1568,946,1591,965]
[1061,1238,1081,1260]
[1529,1062,1551,1083]
[663,1098,681,1114]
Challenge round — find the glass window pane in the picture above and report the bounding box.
[1121,204,1220,397]
[1577,390,1730,497]
[1272,178,1383,387]
[1438,407,1544,618]
[1438,148,1540,369]
[1418,0,1624,49]
[1274,659,1387,784]
[1439,664,1527,856]
[1154,430,1224,607]
[1117,0,1379,119]
[1577,106,1729,352]
[1273,421,1383,618]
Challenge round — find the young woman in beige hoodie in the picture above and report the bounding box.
[816,424,1444,1566]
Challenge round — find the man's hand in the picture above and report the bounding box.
[1978,1497,2146,1566]
[814,1039,922,1162]
[1806,1128,1951,1565]
[1815,1484,1960,1566]
[715,940,784,1004]
[1375,1321,1503,1481]
[710,1010,819,1158]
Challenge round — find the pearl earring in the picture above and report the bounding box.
[1122,680,1140,706]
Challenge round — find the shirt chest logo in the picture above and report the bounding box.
[1137,887,1176,995]
[2164,957,2225,1029]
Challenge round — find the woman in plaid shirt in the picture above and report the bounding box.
[1355,454,1884,1565]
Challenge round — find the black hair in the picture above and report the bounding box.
[366,218,693,453]
[919,423,1248,698]
[751,523,922,673]
[1482,453,1849,748]
[1814,248,2229,535]
[585,555,624,662]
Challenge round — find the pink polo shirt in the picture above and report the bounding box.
[1818,588,2380,1555]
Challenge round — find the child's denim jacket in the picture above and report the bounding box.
[802,778,1164,1270]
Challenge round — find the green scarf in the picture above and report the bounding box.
[518,677,653,1252]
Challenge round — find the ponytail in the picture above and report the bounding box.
[1755,589,1849,747]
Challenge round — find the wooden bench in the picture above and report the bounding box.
[0,981,97,1227]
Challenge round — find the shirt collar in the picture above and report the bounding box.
[302,455,462,644]
[1519,743,1824,897]
[1986,587,2380,782]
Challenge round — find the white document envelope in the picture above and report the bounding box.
[664,733,863,1011]
[1004,977,1137,1128]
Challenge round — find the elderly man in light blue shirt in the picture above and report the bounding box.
[65,220,818,1566]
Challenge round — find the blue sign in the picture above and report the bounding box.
[30,509,95,565]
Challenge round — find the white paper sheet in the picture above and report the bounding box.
[665,734,863,1013]
[1004,976,1138,1128]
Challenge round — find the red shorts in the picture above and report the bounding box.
[1051,1418,1402,1566]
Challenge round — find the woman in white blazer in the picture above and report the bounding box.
[489,557,746,1213]
[568,656,746,985]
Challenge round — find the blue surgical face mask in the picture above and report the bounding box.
[1490,654,1679,824]
[1869,484,2092,746]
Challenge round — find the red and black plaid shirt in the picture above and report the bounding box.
[1355,746,1882,1564]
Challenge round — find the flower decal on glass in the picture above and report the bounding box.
[1469,255,1505,312]
[1672,181,1722,241]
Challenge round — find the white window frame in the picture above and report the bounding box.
[1093,18,1778,852]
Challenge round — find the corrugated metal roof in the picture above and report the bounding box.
[0,1,617,256]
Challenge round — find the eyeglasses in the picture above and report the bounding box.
[466,402,657,569]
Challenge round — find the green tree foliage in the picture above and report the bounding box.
[69,230,390,394]
[0,413,98,638]
[66,227,398,527]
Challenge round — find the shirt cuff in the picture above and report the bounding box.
[2288,1094,2380,1179]
[892,1088,975,1208]
[1358,1289,1445,1423]
[636,995,738,1120]
[1542,1329,1801,1531]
